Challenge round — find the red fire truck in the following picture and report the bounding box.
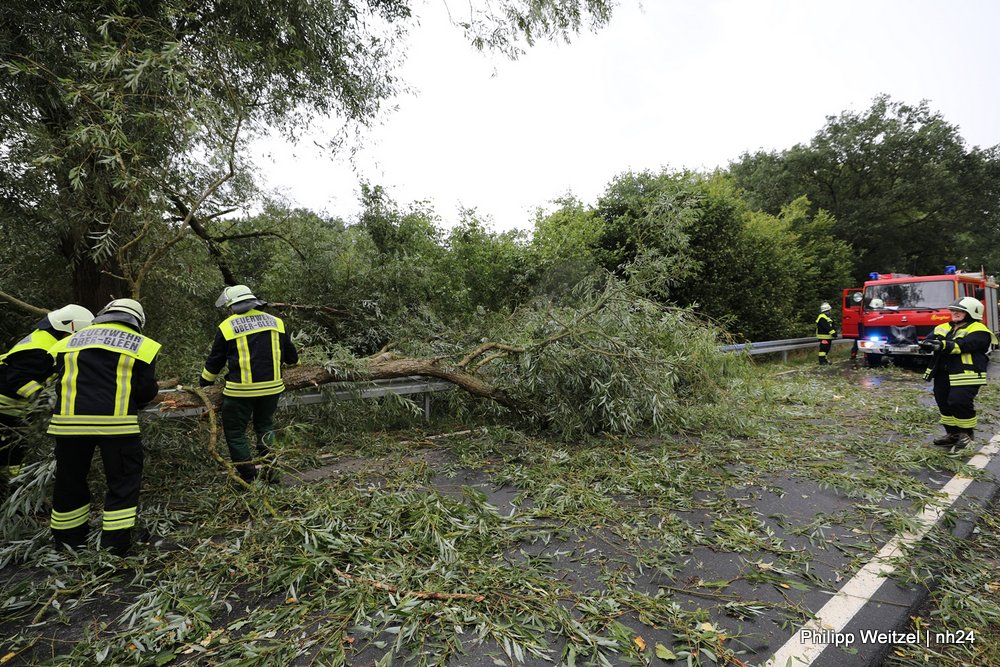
[841,266,1000,366]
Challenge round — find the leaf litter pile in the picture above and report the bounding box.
[1,356,998,666]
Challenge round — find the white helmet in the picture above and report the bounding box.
[46,304,94,334]
[869,298,884,309]
[215,284,265,313]
[819,302,832,313]
[948,296,984,321]
[94,298,146,331]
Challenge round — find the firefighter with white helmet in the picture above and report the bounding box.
[919,296,997,450]
[45,298,160,556]
[0,304,94,499]
[815,302,836,365]
[200,285,298,485]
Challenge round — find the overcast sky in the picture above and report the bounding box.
[253,0,1000,233]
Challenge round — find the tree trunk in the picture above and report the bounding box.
[70,253,130,313]
[151,354,521,413]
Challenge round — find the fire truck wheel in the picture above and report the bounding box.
[864,353,883,368]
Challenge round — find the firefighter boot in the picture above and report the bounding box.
[100,528,132,558]
[234,462,257,486]
[932,428,960,448]
[953,430,974,450]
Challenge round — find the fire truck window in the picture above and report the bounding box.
[863,281,955,309]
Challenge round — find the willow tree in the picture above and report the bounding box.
[0,0,614,314]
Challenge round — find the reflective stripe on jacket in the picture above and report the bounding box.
[47,323,160,436]
[922,320,996,385]
[815,313,836,340]
[200,310,298,398]
[0,328,59,416]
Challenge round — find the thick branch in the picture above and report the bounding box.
[176,195,238,285]
[458,341,526,369]
[0,289,48,316]
[152,356,521,413]
[130,117,243,297]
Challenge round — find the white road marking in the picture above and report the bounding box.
[765,435,1000,667]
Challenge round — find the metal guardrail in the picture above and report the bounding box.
[720,337,852,361]
[147,376,455,420]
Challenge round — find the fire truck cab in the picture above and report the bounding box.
[841,266,999,366]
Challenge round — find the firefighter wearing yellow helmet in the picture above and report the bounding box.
[815,302,836,365]
[200,285,298,484]
[0,305,94,497]
[918,297,997,450]
[46,299,161,556]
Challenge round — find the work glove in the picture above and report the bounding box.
[198,377,214,388]
[919,338,943,352]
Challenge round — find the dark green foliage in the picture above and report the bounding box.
[563,170,853,340]
[471,278,757,438]
[729,95,1000,281]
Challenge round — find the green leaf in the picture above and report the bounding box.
[655,643,677,661]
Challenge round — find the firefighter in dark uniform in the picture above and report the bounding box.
[815,302,837,365]
[919,297,996,450]
[1,305,93,496]
[200,286,298,484]
[46,299,160,556]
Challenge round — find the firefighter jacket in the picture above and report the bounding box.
[922,321,997,385]
[815,313,836,340]
[200,309,298,398]
[0,325,61,417]
[46,323,161,437]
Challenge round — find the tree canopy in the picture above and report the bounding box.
[0,0,615,313]
[728,95,1000,281]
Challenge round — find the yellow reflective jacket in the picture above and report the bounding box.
[200,310,298,398]
[0,327,60,417]
[922,320,997,385]
[47,323,161,436]
[815,313,836,340]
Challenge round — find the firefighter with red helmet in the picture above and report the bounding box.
[919,297,997,450]
[815,302,837,365]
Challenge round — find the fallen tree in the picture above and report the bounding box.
[152,279,754,438]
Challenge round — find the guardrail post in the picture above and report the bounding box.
[423,392,432,421]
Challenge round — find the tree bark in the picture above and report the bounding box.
[151,354,521,413]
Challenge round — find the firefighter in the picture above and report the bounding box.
[46,299,160,556]
[200,286,298,485]
[1,305,94,498]
[919,297,996,450]
[815,302,837,365]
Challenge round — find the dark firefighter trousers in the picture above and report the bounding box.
[221,393,280,481]
[818,340,832,362]
[1,413,25,480]
[51,435,143,556]
[932,374,981,433]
